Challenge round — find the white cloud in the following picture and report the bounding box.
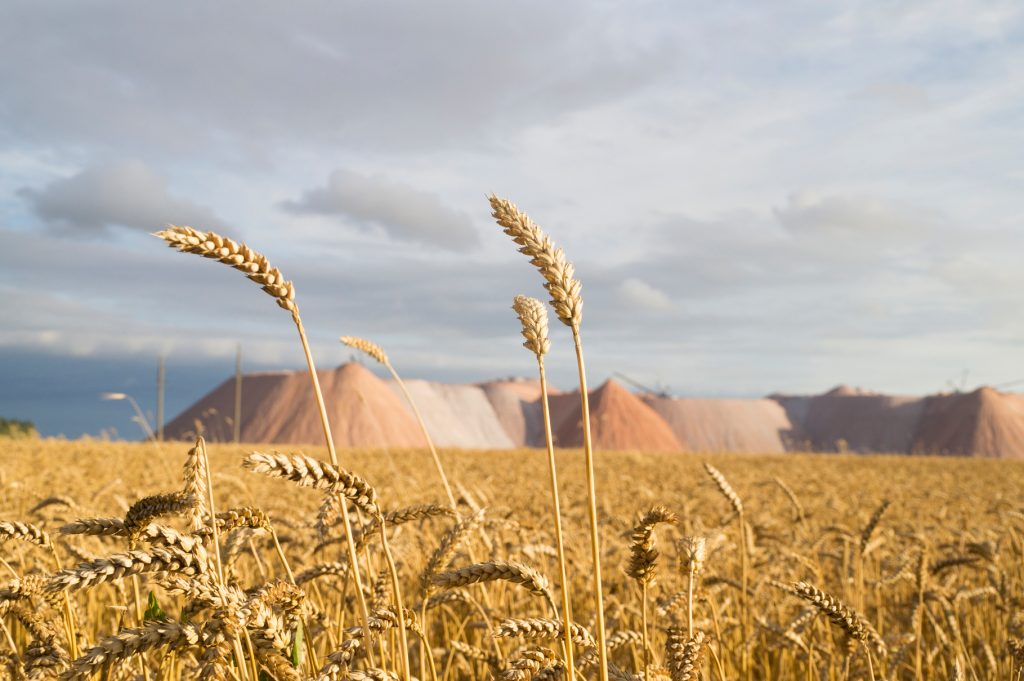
[617,278,675,313]
[283,170,479,251]
[775,192,935,235]
[18,160,226,235]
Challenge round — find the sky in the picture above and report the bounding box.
[1,1,1023,437]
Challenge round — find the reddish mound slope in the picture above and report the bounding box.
[548,379,682,451]
[642,396,792,453]
[911,387,1024,458]
[163,362,426,448]
[796,386,925,453]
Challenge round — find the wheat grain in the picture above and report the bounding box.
[0,521,51,549]
[489,195,582,328]
[665,629,706,681]
[626,506,677,586]
[47,546,208,593]
[702,464,743,515]
[60,622,200,680]
[339,336,388,365]
[153,226,296,313]
[432,560,551,598]
[493,617,596,649]
[512,295,551,357]
[244,451,378,515]
[123,492,195,540]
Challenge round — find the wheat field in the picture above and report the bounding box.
[4,200,1023,681]
[1,438,1022,680]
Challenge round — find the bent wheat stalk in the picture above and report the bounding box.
[491,195,608,681]
[340,335,456,510]
[153,226,379,668]
[703,462,748,677]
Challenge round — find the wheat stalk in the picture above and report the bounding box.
[490,197,582,327]
[678,536,707,635]
[792,582,871,652]
[341,335,457,511]
[491,195,607,681]
[513,293,575,675]
[154,227,381,674]
[183,439,211,532]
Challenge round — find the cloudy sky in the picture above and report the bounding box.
[1,1,1023,437]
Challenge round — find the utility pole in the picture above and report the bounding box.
[233,344,242,443]
[156,354,165,442]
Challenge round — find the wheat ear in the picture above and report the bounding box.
[61,621,200,680]
[792,582,871,653]
[154,227,379,673]
[493,618,596,649]
[47,546,208,593]
[431,560,555,610]
[244,451,379,515]
[0,520,52,548]
[679,536,707,635]
[627,505,677,679]
[491,195,607,681]
[123,492,195,541]
[513,294,575,674]
[182,439,210,532]
[665,628,707,681]
[703,461,748,671]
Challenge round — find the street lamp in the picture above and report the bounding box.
[100,392,156,441]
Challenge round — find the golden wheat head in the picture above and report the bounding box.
[512,295,551,357]
[340,336,389,365]
[489,195,582,328]
[153,226,296,313]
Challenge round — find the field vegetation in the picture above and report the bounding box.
[1,439,1022,680]
[2,196,1021,681]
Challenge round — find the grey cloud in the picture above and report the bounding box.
[18,160,227,235]
[774,192,935,242]
[616,277,675,314]
[0,2,679,157]
[283,171,479,251]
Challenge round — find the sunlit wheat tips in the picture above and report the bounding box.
[153,226,296,313]
[702,463,743,516]
[512,295,551,357]
[340,336,389,365]
[489,195,582,328]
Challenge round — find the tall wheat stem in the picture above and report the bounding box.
[293,311,377,664]
[640,583,650,679]
[384,362,457,510]
[571,326,608,681]
[739,511,749,681]
[376,514,412,680]
[198,438,253,681]
[536,356,576,676]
